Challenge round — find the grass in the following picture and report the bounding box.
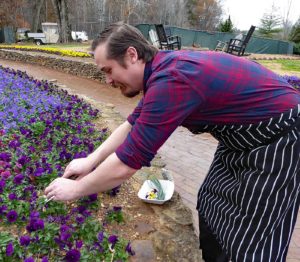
[258,59,300,73]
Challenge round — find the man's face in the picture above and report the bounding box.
[94,43,145,98]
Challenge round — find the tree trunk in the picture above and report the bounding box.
[51,0,71,43]
[32,0,45,32]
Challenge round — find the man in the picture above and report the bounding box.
[45,22,300,262]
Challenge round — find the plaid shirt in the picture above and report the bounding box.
[116,51,300,169]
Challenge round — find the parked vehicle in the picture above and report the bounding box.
[16,28,30,42]
[27,22,59,45]
[71,31,88,42]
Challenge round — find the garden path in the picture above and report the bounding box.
[0,59,299,261]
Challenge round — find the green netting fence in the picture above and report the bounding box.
[136,24,294,55]
[0,27,15,44]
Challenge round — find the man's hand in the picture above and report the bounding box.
[44,177,82,202]
[63,158,92,179]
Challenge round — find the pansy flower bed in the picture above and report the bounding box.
[282,75,300,89]
[0,65,133,261]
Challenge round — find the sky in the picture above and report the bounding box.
[222,0,300,30]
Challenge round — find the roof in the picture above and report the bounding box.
[41,22,58,26]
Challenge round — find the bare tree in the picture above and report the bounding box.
[32,0,46,31]
[186,0,223,30]
[65,0,225,39]
[0,0,27,28]
[281,0,293,40]
[51,0,71,42]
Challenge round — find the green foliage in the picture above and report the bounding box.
[219,16,233,32]
[75,217,102,244]
[30,121,46,137]
[289,18,300,43]
[293,43,300,55]
[105,208,124,224]
[0,232,15,261]
[258,7,282,38]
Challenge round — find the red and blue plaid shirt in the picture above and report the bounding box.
[116,51,300,169]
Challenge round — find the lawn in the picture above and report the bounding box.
[258,59,300,76]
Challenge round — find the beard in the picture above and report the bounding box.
[119,84,140,98]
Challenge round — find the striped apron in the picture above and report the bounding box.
[196,105,300,262]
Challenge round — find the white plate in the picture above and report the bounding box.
[138,179,175,205]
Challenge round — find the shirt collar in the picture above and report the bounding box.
[143,59,153,94]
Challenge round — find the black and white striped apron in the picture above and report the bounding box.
[196,105,300,262]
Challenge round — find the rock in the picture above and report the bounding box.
[48,79,57,83]
[134,222,156,234]
[150,230,203,262]
[105,103,115,108]
[57,84,67,88]
[130,240,156,262]
[151,192,193,226]
[151,156,166,168]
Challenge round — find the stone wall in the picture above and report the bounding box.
[0,49,105,82]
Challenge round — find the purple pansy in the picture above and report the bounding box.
[125,242,135,256]
[6,242,14,256]
[7,210,18,223]
[88,193,98,202]
[0,205,7,215]
[76,215,85,224]
[13,173,24,184]
[113,206,122,212]
[26,218,44,232]
[20,235,31,246]
[108,235,118,248]
[0,152,11,162]
[8,193,17,200]
[64,249,81,262]
[75,240,83,249]
[97,231,104,243]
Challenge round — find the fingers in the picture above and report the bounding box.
[62,164,72,178]
[44,184,54,198]
[44,178,60,197]
[75,174,85,181]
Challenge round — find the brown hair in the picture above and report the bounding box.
[91,22,158,67]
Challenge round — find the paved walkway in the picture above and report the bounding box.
[1,59,299,261]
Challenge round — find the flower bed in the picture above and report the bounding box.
[282,75,300,89]
[0,66,133,261]
[0,45,91,58]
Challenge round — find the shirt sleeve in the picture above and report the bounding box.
[127,98,143,125]
[116,69,203,169]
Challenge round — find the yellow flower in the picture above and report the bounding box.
[0,44,91,58]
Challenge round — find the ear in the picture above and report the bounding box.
[126,46,138,63]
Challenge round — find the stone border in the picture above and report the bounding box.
[0,49,105,82]
[1,48,300,83]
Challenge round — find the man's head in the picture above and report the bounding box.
[92,22,158,97]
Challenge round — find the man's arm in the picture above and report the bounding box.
[45,153,136,201]
[86,120,132,168]
[63,120,132,178]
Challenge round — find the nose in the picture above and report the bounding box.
[105,74,114,85]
